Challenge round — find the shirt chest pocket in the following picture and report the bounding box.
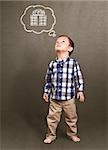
[51,69,57,81]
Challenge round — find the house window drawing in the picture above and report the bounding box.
[30,9,47,26]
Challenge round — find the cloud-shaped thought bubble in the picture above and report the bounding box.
[20,5,56,37]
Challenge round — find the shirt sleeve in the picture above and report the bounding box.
[74,60,84,92]
[44,61,53,95]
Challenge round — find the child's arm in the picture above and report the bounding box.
[74,61,85,102]
[43,61,53,102]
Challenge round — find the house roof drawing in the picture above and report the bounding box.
[32,9,45,16]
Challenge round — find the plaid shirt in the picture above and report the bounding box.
[44,57,84,100]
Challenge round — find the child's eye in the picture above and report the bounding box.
[62,41,65,42]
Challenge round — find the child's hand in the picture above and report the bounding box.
[77,92,85,102]
[43,93,49,103]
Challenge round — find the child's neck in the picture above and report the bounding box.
[56,53,69,60]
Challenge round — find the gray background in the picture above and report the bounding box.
[1,1,107,150]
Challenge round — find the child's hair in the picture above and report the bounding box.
[58,35,74,56]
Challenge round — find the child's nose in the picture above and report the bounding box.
[57,41,62,44]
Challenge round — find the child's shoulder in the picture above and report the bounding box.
[69,57,78,63]
[48,59,55,68]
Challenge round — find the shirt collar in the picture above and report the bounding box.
[55,56,70,63]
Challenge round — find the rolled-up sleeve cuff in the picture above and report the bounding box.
[78,85,84,92]
[78,90,84,92]
[44,88,51,95]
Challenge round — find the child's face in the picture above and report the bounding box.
[55,36,72,54]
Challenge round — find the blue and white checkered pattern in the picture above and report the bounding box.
[44,57,84,100]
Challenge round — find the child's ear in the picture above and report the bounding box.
[68,47,73,52]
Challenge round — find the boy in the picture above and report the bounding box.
[43,35,85,144]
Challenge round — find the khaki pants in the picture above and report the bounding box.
[46,98,78,139]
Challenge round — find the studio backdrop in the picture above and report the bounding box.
[1,1,107,150]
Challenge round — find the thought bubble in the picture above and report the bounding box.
[20,5,56,37]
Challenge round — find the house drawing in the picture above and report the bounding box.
[30,9,47,26]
